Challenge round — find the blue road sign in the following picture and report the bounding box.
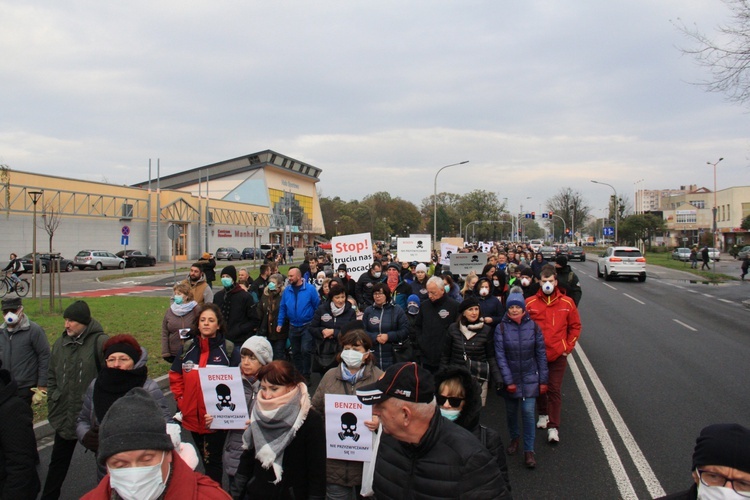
[122,225,130,236]
[603,227,614,236]
[121,235,129,246]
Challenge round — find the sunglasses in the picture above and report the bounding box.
[436,395,464,408]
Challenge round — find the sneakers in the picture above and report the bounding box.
[536,414,549,429]
[547,428,559,444]
[524,451,536,468]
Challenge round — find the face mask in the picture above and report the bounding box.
[108,451,167,500]
[521,277,531,287]
[479,288,489,297]
[338,272,346,278]
[173,295,183,305]
[492,280,500,287]
[440,408,461,421]
[542,282,555,295]
[267,282,277,291]
[221,277,233,288]
[697,482,745,500]
[3,311,19,325]
[316,278,324,285]
[372,271,381,279]
[444,285,451,293]
[341,349,364,369]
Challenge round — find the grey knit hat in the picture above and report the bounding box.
[97,387,173,465]
[241,336,273,365]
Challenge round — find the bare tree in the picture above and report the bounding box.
[40,201,62,252]
[675,0,750,105]
[546,188,591,240]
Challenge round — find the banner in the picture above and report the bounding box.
[397,237,431,262]
[324,394,373,462]
[331,233,374,281]
[479,241,494,253]
[440,243,458,266]
[199,366,249,430]
[450,252,488,275]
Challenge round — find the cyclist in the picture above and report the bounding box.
[2,253,25,288]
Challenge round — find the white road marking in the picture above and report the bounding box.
[575,347,666,498]
[718,298,734,304]
[568,355,639,499]
[623,293,645,305]
[603,283,617,290]
[673,319,697,331]
[702,293,714,298]
[686,290,698,293]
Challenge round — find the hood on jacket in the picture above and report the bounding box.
[474,276,494,297]
[61,318,105,346]
[433,365,482,432]
[135,346,149,369]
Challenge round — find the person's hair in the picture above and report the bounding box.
[336,329,375,365]
[536,252,543,260]
[371,260,382,270]
[328,286,346,302]
[192,303,227,335]
[442,273,455,287]
[9,253,16,259]
[259,264,269,275]
[372,282,391,302]
[172,282,194,301]
[540,264,557,279]
[461,272,478,295]
[438,377,466,399]
[481,264,495,277]
[238,267,248,276]
[427,276,445,289]
[102,334,142,357]
[190,262,203,271]
[390,397,437,419]
[257,360,305,387]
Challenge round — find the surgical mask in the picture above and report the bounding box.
[267,282,277,291]
[440,408,461,421]
[521,277,531,287]
[479,288,489,297]
[542,281,555,295]
[372,271,381,278]
[172,295,183,305]
[316,278,324,285]
[338,272,346,278]
[444,285,451,293]
[697,482,745,500]
[3,311,19,325]
[341,349,365,369]
[108,451,167,500]
[492,279,499,287]
[221,277,233,288]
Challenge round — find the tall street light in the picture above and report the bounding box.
[28,190,44,299]
[707,158,724,256]
[591,180,618,243]
[433,161,469,248]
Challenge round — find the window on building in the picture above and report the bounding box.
[676,213,697,224]
[692,200,705,209]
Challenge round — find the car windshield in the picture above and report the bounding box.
[76,251,90,257]
[614,249,642,258]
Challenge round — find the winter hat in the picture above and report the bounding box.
[103,335,142,363]
[555,255,568,267]
[97,387,174,465]
[407,294,421,315]
[414,263,428,274]
[337,263,348,272]
[692,423,750,473]
[386,262,401,272]
[241,336,273,365]
[221,265,237,282]
[1,296,22,312]
[520,267,534,278]
[202,252,211,260]
[316,271,326,281]
[506,286,526,311]
[459,296,480,314]
[63,300,91,325]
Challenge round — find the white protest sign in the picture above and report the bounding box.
[325,394,373,462]
[450,252,488,275]
[397,237,431,262]
[199,366,249,430]
[331,233,374,281]
[479,241,493,253]
[440,243,459,266]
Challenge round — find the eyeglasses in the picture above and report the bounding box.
[696,469,750,496]
[436,395,464,408]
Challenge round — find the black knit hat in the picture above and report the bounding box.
[64,300,91,325]
[555,255,568,267]
[337,263,348,271]
[221,265,237,283]
[97,387,174,465]
[692,423,750,472]
[459,296,480,314]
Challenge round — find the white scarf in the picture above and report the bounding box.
[459,320,484,340]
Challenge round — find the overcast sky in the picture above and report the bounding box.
[1,1,747,216]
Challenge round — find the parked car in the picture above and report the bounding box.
[564,246,586,262]
[671,248,692,262]
[215,247,242,261]
[539,246,557,260]
[20,253,75,273]
[74,250,126,270]
[597,246,647,282]
[116,250,156,267]
[707,247,721,261]
[737,245,750,260]
[241,247,262,260]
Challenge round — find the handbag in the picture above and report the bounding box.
[392,338,414,363]
[462,338,490,382]
[312,337,339,373]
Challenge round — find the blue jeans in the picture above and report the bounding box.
[505,396,536,452]
[289,324,313,377]
[270,339,287,361]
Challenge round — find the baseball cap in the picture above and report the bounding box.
[356,362,435,404]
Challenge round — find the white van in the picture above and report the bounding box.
[529,240,544,252]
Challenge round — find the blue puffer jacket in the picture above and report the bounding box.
[362,303,409,371]
[494,313,548,399]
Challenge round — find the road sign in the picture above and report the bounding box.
[121,235,129,246]
[603,227,614,236]
[121,225,130,236]
[167,224,183,240]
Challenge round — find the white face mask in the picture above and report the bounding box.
[542,281,555,295]
[316,278,324,285]
[108,452,167,500]
[338,272,346,278]
[697,482,745,500]
[521,277,531,287]
[440,408,461,421]
[341,349,365,369]
[372,271,381,279]
[479,288,489,297]
[3,311,19,325]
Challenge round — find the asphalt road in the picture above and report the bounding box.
[32,256,750,499]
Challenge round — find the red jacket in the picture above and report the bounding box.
[81,452,230,500]
[525,288,581,362]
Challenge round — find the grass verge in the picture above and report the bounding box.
[643,251,735,282]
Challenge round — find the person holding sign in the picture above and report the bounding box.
[362,283,409,371]
[310,288,357,376]
[161,283,198,364]
[169,303,240,485]
[311,328,383,500]
[233,360,325,499]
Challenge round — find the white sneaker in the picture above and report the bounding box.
[548,428,559,443]
[537,415,549,429]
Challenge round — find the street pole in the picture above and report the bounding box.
[707,158,724,272]
[28,191,43,301]
[433,161,469,250]
[252,213,258,270]
[591,180,618,244]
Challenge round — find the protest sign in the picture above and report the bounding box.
[440,243,458,266]
[331,233,374,281]
[325,394,373,462]
[450,252,488,275]
[397,237,431,262]
[479,241,493,253]
[199,366,249,430]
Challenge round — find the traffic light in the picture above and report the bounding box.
[531,212,536,219]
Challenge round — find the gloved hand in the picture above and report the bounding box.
[82,427,99,452]
[31,387,47,405]
[495,386,504,396]
[505,384,517,394]
[539,384,548,394]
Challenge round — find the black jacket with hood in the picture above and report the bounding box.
[473,277,506,328]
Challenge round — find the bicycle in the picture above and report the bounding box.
[0,272,30,298]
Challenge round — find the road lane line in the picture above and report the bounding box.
[568,356,638,499]
[718,298,734,304]
[603,283,617,290]
[686,290,698,293]
[702,293,714,298]
[623,294,645,305]
[575,346,666,498]
[673,319,697,331]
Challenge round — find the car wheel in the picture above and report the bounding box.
[638,274,647,282]
[228,255,233,261]
[129,259,137,268]
[596,265,603,278]
[581,257,586,262]
[150,259,156,266]
[604,267,612,281]
[118,261,125,269]
[95,262,103,270]
[66,263,74,272]
[41,263,48,273]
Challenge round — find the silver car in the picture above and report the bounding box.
[215,247,242,261]
[74,250,126,270]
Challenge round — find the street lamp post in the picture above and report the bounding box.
[591,180,618,243]
[707,158,724,256]
[252,213,258,269]
[28,190,44,300]
[433,161,469,249]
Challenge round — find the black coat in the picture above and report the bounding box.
[213,286,260,344]
[309,301,357,373]
[355,271,381,308]
[440,322,503,387]
[415,295,460,367]
[373,408,510,500]
[555,265,582,306]
[474,277,506,328]
[0,369,40,499]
